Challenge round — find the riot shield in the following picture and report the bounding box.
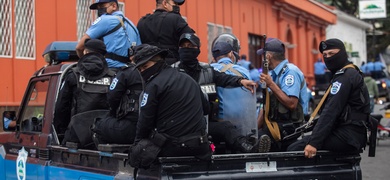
[217,86,258,138]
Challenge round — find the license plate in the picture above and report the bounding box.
[318,91,325,95]
[246,161,277,172]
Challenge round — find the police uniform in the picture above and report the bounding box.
[259,59,308,151]
[137,9,195,65]
[210,57,253,120]
[288,64,370,152]
[92,64,143,144]
[54,53,114,144]
[288,38,370,153]
[136,64,210,158]
[87,11,141,68]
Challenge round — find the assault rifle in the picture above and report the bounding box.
[283,117,319,141]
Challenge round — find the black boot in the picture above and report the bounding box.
[234,137,259,153]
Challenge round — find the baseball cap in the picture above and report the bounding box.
[212,41,233,59]
[179,33,201,47]
[84,39,107,55]
[133,44,168,68]
[256,38,285,55]
[90,0,118,10]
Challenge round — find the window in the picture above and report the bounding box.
[19,80,48,133]
[15,0,36,59]
[0,0,12,57]
[248,34,264,69]
[207,23,232,63]
[77,0,125,40]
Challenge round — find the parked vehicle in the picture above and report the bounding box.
[0,41,371,179]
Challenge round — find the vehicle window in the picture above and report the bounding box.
[19,80,48,132]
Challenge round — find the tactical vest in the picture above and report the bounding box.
[198,63,217,101]
[72,68,115,114]
[115,66,143,119]
[269,64,305,123]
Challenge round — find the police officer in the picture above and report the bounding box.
[132,44,211,161]
[177,33,269,153]
[76,0,141,68]
[92,48,143,144]
[257,38,308,152]
[137,0,194,65]
[54,39,115,146]
[287,38,370,158]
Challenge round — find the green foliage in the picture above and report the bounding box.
[316,0,390,59]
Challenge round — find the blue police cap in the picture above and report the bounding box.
[90,0,118,10]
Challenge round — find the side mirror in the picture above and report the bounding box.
[2,111,16,131]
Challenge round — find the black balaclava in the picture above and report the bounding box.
[141,61,165,82]
[179,48,200,69]
[319,38,349,74]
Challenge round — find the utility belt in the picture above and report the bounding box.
[106,52,129,63]
[150,130,208,148]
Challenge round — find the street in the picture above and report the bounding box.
[361,103,390,180]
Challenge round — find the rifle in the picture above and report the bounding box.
[283,117,319,141]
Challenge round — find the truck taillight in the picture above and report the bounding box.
[382,81,387,88]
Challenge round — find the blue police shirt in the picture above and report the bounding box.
[87,11,142,68]
[360,64,368,73]
[211,57,253,120]
[270,59,308,114]
[373,61,385,71]
[4,117,11,129]
[314,61,326,75]
[366,62,375,72]
[237,60,251,70]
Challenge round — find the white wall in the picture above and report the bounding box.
[326,10,372,67]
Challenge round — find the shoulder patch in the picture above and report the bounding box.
[92,17,102,25]
[110,78,118,90]
[141,93,149,107]
[331,81,342,95]
[335,69,346,75]
[285,74,295,86]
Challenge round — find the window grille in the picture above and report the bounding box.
[0,0,12,58]
[207,23,233,63]
[15,0,36,59]
[77,0,125,40]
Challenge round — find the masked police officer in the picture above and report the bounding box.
[54,39,115,146]
[287,39,370,158]
[137,0,194,65]
[257,38,308,152]
[175,33,270,153]
[92,47,144,145]
[76,0,141,68]
[130,44,211,166]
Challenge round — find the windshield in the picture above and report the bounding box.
[19,79,49,132]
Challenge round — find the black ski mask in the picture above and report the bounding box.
[179,48,200,68]
[97,7,108,17]
[319,39,349,74]
[141,61,165,82]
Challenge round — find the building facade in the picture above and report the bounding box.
[0,0,336,110]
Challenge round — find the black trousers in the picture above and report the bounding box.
[287,134,357,152]
[94,113,137,144]
[208,121,242,146]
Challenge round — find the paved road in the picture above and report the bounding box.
[361,103,390,180]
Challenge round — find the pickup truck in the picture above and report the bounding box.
[0,41,370,179]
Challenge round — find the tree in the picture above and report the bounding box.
[316,0,390,61]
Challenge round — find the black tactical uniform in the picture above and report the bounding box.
[54,52,114,145]
[288,39,370,153]
[136,64,210,157]
[92,64,143,144]
[137,9,194,65]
